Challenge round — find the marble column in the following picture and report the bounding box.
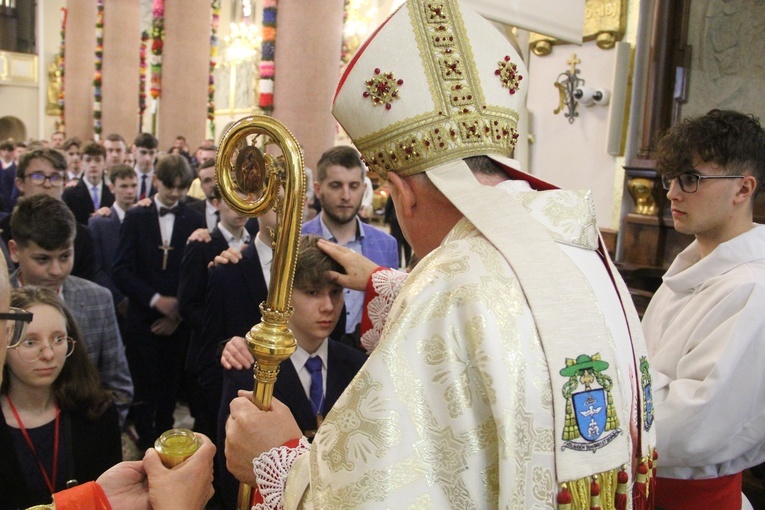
[159,0,211,151]
[64,0,97,140]
[272,0,345,172]
[101,0,141,141]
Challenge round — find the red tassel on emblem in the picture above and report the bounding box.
[557,483,572,510]
[590,475,602,510]
[648,450,658,508]
[614,466,629,510]
[633,459,649,510]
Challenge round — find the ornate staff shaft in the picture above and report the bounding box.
[214,115,305,509]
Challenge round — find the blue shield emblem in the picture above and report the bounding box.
[643,383,654,430]
[572,389,607,442]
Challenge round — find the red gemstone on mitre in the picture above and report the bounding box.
[397,79,403,85]
[509,89,515,95]
[494,70,500,75]
[363,91,369,97]
[374,68,380,74]
[385,103,392,110]
[504,55,510,62]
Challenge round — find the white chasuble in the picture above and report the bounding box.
[281,179,653,509]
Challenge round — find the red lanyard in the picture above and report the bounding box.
[6,395,60,495]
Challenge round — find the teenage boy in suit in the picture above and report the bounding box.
[112,154,204,450]
[132,133,158,200]
[3,149,96,280]
[178,184,251,440]
[88,164,138,317]
[214,234,365,508]
[8,194,133,426]
[63,141,115,225]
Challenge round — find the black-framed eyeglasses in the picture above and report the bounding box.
[0,308,34,348]
[25,172,65,187]
[661,173,745,193]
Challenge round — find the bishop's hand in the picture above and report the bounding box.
[225,393,302,486]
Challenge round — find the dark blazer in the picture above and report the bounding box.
[187,198,260,236]
[0,214,96,281]
[218,339,367,509]
[62,179,115,225]
[186,197,207,215]
[0,405,122,510]
[274,342,367,431]
[0,163,16,213]
[203,243,269,509]
[178,227,229,372]
[112,201,205,328]
[200,243,268,385]
[88,207,124,307]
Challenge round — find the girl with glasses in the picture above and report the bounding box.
[0,287,121,509]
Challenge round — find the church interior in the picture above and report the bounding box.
[1,0,765,505]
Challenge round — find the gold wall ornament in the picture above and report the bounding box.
[46,55,63,115]
[530,0,626,56]
[215,115,306,510]
[627,177,659,216]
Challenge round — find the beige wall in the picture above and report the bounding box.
[272,0,345,174]
[101,0,141,141]
[158,0,211,151]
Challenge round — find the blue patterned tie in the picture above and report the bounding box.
[304,356,324,416]
[91,185,100,209]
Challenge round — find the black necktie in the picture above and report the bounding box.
[159,206,179,217]
[140,174,148,200]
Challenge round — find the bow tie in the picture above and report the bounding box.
[159,206,179,217]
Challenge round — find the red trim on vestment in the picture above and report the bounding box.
[360,266,387,338]
[655,473,742,510]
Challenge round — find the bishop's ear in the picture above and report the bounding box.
[387,172,415,218]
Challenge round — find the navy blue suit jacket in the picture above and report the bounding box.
[218,338,367,509]
[179,228,230,373]
[62,178,115,225]
[0,163,17,213]
[88,207,124,306]
[112,201,205,332]
[201,243,268,384]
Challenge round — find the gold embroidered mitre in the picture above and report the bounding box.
[332,0,527,178]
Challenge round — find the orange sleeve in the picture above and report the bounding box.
[52,481,111,510]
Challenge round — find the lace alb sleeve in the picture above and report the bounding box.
[252,437,311,510]
[360,267,408,354]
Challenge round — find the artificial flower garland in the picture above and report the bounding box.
[93,0,104,138]
[341,0,351,64]
[57,8,67,131]
[150,0,165,100]
[258,0,277,113]
[208,0,221,139]
[139,31,149,131]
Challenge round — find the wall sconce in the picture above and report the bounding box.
[553,54,610,124]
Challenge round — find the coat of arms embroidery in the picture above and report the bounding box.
[560,353,622,452]
[640,356,654,432]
